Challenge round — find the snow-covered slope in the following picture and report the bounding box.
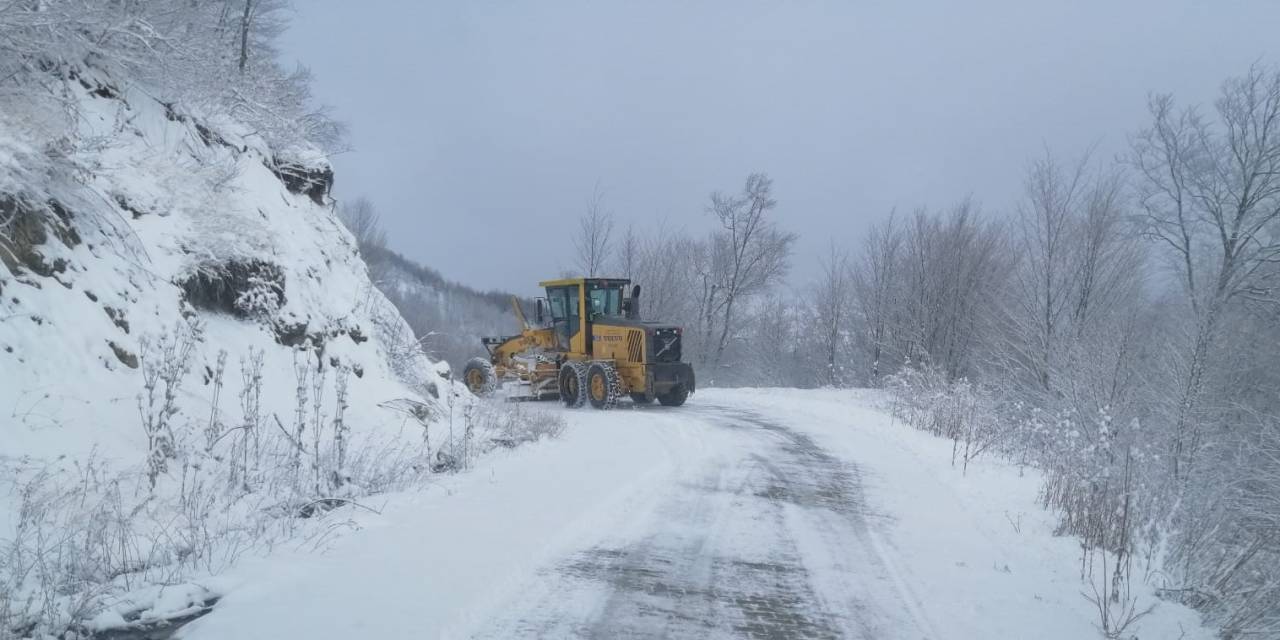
[0,69,446,464]
[0,67,478,638]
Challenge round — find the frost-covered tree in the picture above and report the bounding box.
[991,152,1144,408]
[857,65,1280,637]
[631,223,701,325]
[1131,64,1280,482]
[851,212,902,384]
[812,243,853,386]
[892,201,1007,380]
[338,197,388,254]
[0,0,342,153]
[697,173,796,369]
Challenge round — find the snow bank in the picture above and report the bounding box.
[718,388,1212,640]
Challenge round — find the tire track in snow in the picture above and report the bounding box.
[469,404,923,639]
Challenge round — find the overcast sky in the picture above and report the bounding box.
[280,1,1278,296]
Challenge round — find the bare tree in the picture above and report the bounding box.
[852,212,902,383]
[337,196,387,252]
[700,173,796,368]
[632,222,700,324]
[615,224,640,281]
[813,242,853,386]
[1071,167,1142,331]
[893,201,1007,380]
[1131,64,1280,481]
[1010,150,1089,394]
[573,186,615,277]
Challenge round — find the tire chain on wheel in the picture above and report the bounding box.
[587,361,622,410]
[559,360,588,408]
[462,356,497,396]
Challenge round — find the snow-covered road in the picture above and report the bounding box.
[180,389,1209,640]
[472,404,920,639]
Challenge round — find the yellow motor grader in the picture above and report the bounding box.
[461,278,695,409]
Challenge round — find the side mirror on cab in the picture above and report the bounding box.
[535,298,546,325]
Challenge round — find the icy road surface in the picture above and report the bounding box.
[182,389,1208,640]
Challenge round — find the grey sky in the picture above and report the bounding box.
[280,1,1278,296]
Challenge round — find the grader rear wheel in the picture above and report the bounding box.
[657,385,689,407]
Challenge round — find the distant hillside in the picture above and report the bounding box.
[361,244,526,372]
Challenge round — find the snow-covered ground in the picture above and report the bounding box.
[179,389,1211,640]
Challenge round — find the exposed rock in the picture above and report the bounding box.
[104,306,130,333]
[78,75,121,101]
[107,341,138,369]
[113,194,147,219]
[0,195,80,279]
[269,158,333,206]
[176,260,285,319]
[194,122,231,150]
[273,319,311,347]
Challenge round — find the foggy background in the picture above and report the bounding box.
[280,0,1279,295]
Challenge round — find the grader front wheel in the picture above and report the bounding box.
[462,357,497,397]
[559,361,588,408]
[586,362,621,410]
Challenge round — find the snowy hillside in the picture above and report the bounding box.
[0,67,468,637]
[0,69,446,461]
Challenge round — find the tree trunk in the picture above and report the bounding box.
[713,291,736,368]
[1171,300,1222,482]
[238,0,253,75]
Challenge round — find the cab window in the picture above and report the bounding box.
[548,288,569,320]
[546,286,580,339]
[587,283,623,318]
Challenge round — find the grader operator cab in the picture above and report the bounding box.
[461,278,695,409]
